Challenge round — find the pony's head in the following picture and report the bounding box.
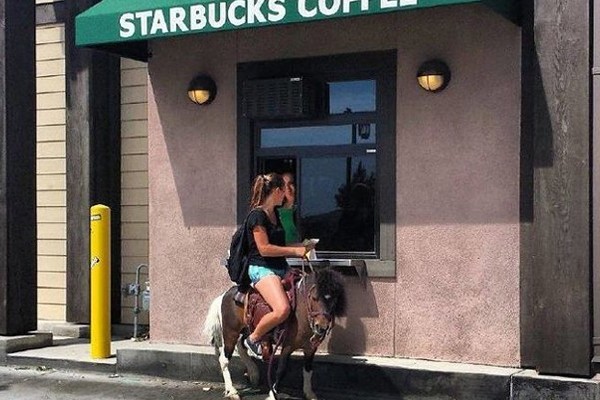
[315,268,347,317]
[305,268,347,337]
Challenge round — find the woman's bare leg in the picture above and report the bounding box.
[249,275,290,341]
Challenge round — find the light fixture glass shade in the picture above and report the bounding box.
[187,75,217,105]
[417,74,444,92]
[188,89,211,104]
[416,60,451,93]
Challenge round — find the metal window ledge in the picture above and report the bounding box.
[287,258,368,284]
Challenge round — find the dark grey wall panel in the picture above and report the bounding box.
[65,0,121,324]
[519,0,535,370]
[593,0,600,365]
[522,0,592,377]
[0,0,37,335]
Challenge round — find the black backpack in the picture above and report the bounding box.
[225,214,251,288]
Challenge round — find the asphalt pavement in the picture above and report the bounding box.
[0,365,275,400]
[6,331,594,399]
[0,365,394,400]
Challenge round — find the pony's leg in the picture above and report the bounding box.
[302,347,319,400]
[204,294,239,399]
[220,331,242,399]
[236,337,260,386]
[266,345,293,400]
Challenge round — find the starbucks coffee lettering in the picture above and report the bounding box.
[118,0,418,39]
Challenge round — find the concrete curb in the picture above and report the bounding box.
[36,322,89,339]
[116,348,600,399]
[115,348,521,399]
[3,342,600,399]
[36,322,141,339]
[0,333,52,362]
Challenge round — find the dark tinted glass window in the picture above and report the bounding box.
[240,51,396,265]
[329,80,376,114]
[300,155,376,253]
[261,123,376,148]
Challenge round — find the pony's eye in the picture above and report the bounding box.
[324,294,331,300]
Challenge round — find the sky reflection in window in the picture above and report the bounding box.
[329,80,376,114]
[261,124,376,148]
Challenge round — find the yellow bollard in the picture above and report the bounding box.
[90,204,111,358]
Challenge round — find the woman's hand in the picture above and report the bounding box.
[293,246,308,258]
[295,240,318,258]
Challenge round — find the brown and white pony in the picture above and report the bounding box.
[204,267,346,400]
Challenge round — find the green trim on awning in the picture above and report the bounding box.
[76,0,519,47]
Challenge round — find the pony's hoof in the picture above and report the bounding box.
[304,391,319,400]
[266,389,278,400]
[225,390,241,400]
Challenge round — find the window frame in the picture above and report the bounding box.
[237,51,397,277]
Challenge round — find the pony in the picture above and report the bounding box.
[203,267,347,400]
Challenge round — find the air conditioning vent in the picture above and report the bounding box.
[242,77,327,120]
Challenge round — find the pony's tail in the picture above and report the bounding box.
[203,293,224,349]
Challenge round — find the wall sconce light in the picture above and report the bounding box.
[417,60,451,93]
[187,75,217,105]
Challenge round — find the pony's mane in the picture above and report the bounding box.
[314,268,347,317]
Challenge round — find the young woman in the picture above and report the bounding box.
[243,173,313,359]
[277,172,300,245]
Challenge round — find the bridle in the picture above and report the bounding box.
[305,284,333,343]
[299,261,334,346]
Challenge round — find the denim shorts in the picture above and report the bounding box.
[248,265,287,285]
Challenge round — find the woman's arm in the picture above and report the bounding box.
[253,226,307,258]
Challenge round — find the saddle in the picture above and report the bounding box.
[235,269,302,361]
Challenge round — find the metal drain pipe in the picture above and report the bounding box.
[133,264,150,339]
[133,264,149,339]
[122,264,150,339]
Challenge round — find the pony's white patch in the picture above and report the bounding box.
[324,294,331,300]
[204,293,238,397]
[303,369,318,400]
[219,347,238,397]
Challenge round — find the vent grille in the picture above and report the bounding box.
[242,77,326,120]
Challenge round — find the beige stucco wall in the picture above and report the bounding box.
[147,4,521,366]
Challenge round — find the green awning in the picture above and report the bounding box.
[76,0,519,60]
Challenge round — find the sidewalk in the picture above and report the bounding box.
[1,325,600,399]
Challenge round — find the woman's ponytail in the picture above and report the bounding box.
[249,173,284,209]
[249,175,267,209]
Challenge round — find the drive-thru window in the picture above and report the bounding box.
[238,51,396,272]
